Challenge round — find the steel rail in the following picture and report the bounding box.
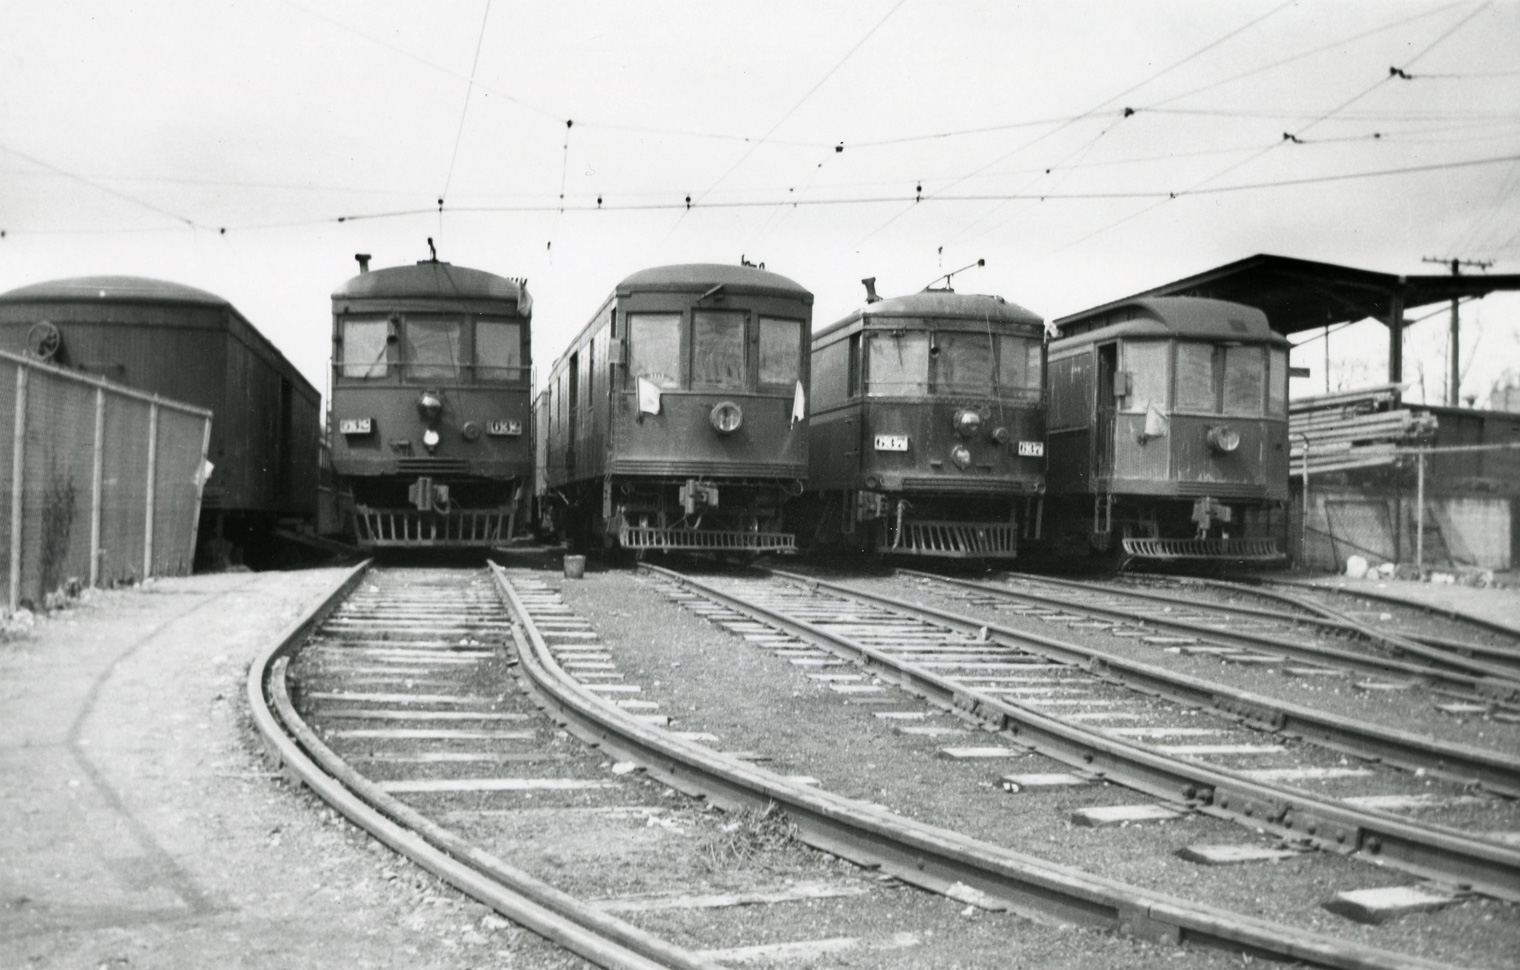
[246,561,720,970]
[884,570,1520,793]
[1185,575,1520,671]
[501,562,1453,970]
[930,568,1519,697]
[1004,570,1520,671]
[1263,576,1520,643]
[674,565,1520,902]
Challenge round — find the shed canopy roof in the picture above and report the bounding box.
[1109,254,1520,335]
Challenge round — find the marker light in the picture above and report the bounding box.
[951,445,973,469]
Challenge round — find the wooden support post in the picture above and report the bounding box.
[1387,290,1405,400]
[90,387,104,588]
[9,366,27,612]
[1415,450,1425,577]
[143,402,158,579]
[186,415,213,570]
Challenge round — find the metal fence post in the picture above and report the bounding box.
[9,365,28,612]
[91,386,104,588]
[143,402,157,579]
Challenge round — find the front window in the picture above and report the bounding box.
[759,317,801,385]
[934,332,993,392]
[1223,345,1265,415]
[341,318,390,379]
[1268,347,1288,416]
[997,335,1043,391]
[628,313,681,389]
[692,310,745,388]
[1175,341,1216,412]
[405,318,462,380]
[867,331,928,396]
[475,320,522,381]
[1121,341,1169,413]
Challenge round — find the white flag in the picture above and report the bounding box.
[637,377,662,415]
[1143,402,1169,439]
[791,380,806,425]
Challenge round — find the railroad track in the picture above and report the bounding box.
[244,560,1520,968]
[639,565,1520,913]
[926,569,1520,708]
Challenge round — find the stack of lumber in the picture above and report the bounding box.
[1289,384,1437,475]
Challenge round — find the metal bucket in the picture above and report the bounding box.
[563,554,586,579]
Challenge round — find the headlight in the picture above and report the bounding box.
[416,391,444,423]
[951,445,972,469]
[953,409,982,438]
[1206,425,1241,453]
[709,401,743,434]
[422,428,441,449]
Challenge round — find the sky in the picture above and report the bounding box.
[3,0,1519,408]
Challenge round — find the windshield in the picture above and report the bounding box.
[341,318,390,379]
[628,313,681,389]
[405,318,462,380]
[475,320,522,381]
[759,317,801,385]
[934,332,993,392]
[867,331,928,396]
[997,334,1042,392]
[692,310,745,388]
[1121,341,1169,413]
[1223,345,1264,415]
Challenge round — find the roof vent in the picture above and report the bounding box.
[862,278,882,303]
[355,253,371,273]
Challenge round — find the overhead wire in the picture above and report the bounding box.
[1020,0,1498,267]
[855,0,1298,247]
[440,0,495,206]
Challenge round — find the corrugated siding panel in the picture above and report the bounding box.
[152,407,207,576]
[20,370,97,601]
[99,397,151,586]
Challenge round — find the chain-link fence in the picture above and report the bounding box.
[0,351,212,611]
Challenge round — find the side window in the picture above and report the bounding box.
[692,310,746,388]
[405,318,462,380]
[1268,347,1288,417]
[758,317,802,385]
[867,332,928,396]
[475,320,521,381]
[1174,341,1217,413]
[812,340,848,410]
[1121,341,1170,413]
[1223,345,1264,415]
[341,318,389,379]
[628,313,681,389]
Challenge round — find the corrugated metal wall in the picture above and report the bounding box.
[0,352,211,610]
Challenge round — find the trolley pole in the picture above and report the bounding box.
[1422,256,1494,407]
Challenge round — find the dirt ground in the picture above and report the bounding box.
[0,568,585,970]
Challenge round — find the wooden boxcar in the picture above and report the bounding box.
[1044,296,1290,561]
[329,256,532,548]
[798,285,1047,557]
[0,275,320,566]
[539,263,812,552]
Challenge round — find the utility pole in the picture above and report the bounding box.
[1422,256,1494,406]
